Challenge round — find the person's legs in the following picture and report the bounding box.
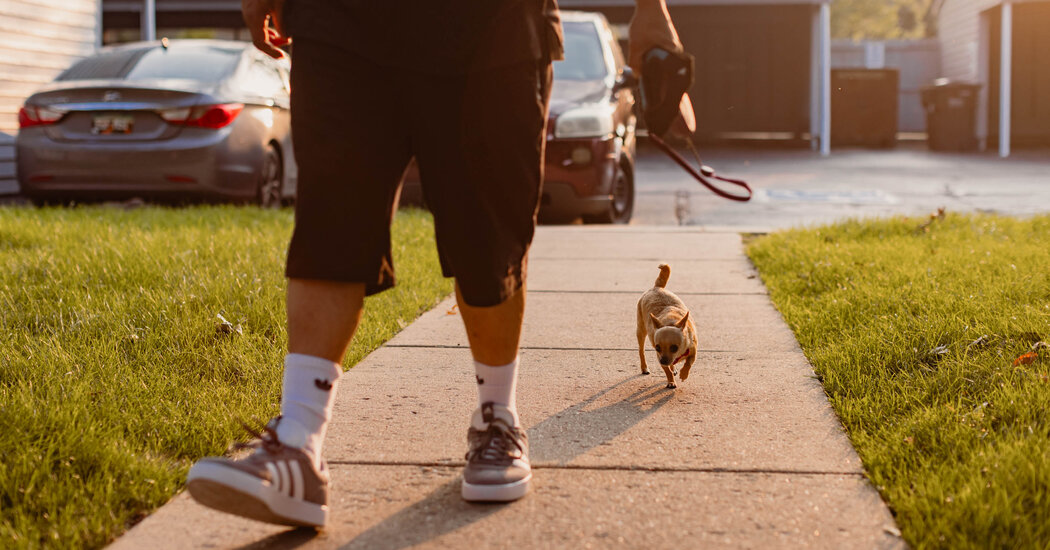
[458,281,525,419]
[457,283,531,502]
[270,29,412,461]
[271,280,364,464]
[287,280,366,363]
[413,59,552,502]
[186,38,412,527]
[456,281,524,367]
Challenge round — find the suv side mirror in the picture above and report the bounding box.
[613,67,639,93]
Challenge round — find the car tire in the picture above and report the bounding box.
[25,193,58,207]
[583,161,633,224]
[257,145,283,208]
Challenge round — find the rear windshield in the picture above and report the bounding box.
[553,21,608,81]
[57,45,242,83]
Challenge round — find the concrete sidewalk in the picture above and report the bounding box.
[111,226,904,549]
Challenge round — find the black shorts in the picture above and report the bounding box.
[285,39,552,307]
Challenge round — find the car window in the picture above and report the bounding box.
[58,44,242,83]
[56,48,151,81]
[239,58,288,97]
[553,21,608,81]
[124,46,242,82]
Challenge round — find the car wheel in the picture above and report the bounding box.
[257,145,283,208]
[25,193,58,207]
[583,162,634,224]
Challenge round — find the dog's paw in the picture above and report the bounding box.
[640,370,650,375]
[665,382,677,389]
[680,369,690,381]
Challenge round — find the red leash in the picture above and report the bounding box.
[649,133,753,202]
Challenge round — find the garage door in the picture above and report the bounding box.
[988,1,1050,147]
[1011,2,1050,145]
[672,5,812,142]
[585,4,813,144]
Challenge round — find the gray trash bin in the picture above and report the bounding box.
[921,80,980,152]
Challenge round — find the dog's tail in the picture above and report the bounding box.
[654,263,671,288]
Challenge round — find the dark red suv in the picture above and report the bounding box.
[542,11,637,223]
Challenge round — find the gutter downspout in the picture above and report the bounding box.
[999,0,1012,158]
[810,5,820,151]
[819,1,831,156]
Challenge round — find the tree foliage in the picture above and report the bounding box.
[832,0,944,40]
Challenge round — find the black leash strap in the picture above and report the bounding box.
[649,133,753,202]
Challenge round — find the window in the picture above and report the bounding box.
[124,46,242,82]
[238,58,287,97]
[57,48,151,81]
[57,44,242,83]
[552,22,608,81]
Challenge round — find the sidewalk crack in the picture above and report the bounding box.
[325,460,864,477]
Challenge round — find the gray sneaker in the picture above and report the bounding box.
[461,402,531,502]
[186,417,329,528]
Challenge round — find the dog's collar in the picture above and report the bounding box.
[672,351,689,365]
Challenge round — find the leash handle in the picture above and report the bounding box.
[649,133,752,202]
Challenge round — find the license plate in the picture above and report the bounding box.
[92,114,135,135]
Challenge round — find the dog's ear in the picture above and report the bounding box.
[649,312,662,328]
[675,311,690,329]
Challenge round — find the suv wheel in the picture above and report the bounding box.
[583,162,633,224]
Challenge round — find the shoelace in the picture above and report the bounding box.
[466,419,524,464]
[234,418,285,455]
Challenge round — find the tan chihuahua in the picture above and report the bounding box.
[637,264,698,389]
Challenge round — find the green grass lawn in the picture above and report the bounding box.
[748,214,1050,549]
[0,205,453,549]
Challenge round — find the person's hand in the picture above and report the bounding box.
[628,0,683,73]
[242,0,289,59]
[629,0,695,138]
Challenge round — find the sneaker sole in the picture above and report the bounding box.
[461,473,531,502]
[186,461,327,528]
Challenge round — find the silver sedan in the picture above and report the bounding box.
[17,39,295,206]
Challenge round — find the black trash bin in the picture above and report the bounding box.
[921,80,980,152]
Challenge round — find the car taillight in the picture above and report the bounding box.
[160,103,244,129]
[18,105,63,128]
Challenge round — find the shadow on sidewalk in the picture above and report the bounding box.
[230,378,673,550]
[234,527,319,550]
[529,375,673,464]
[335,478,502,550]
[323,376,672,550]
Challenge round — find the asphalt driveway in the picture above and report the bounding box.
[631,143,1050,230]
[5,142,1047,230]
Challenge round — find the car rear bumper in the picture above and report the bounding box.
[16,128,258,200]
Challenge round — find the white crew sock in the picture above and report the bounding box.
[474,356,519,426]
[275,353,342,467]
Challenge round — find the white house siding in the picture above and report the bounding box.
[938,0,999,82]
[0,0,99,193]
